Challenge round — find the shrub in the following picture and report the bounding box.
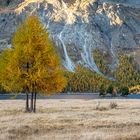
[107,85,114,94]
[120,87,129,96]
[99,85,106,96]
[109,102,118,109]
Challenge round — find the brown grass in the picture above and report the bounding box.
[0,99,140,140]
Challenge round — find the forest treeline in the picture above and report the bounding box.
[64,50,140,95]
[0,16,140,112]
[0,17,140,97]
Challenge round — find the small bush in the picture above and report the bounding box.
[107,85,114,94]
[99,85,106,96]
[109,102,118,109]
[120,87,129,96]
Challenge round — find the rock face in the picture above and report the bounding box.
[0,0,23,7]
[0,0,140,73]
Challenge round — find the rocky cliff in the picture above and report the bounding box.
[0,0,140,73]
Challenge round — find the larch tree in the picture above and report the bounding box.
[115,55,139,88]
[0,16,67,112]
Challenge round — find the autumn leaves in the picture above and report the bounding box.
[0,16,67,112]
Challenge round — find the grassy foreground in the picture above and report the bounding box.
[0,99,140,140]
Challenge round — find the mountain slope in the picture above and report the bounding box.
[0,0,140,73]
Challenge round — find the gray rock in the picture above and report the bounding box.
[0,0,140,74]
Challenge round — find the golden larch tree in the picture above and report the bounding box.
[0,16,67,112]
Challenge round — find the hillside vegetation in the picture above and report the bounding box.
[64,50,140,94]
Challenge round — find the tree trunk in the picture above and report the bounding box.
[33,92,37,113]
[26,93,29,112]
[30,93,34,112]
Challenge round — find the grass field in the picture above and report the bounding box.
[0,99,140,140]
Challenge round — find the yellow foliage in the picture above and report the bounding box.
[64,66,112,93]
[0,16,67,95]
[129,85,140,93]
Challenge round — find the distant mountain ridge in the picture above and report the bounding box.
[0,0,140,73]
[104,0,140,7]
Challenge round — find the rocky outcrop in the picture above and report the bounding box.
[0,0,23,8]
[0,0,140,73]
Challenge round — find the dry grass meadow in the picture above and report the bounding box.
[0,99,140,140]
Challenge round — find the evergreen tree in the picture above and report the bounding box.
[115,55,139,88]
[93,49,111,75]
